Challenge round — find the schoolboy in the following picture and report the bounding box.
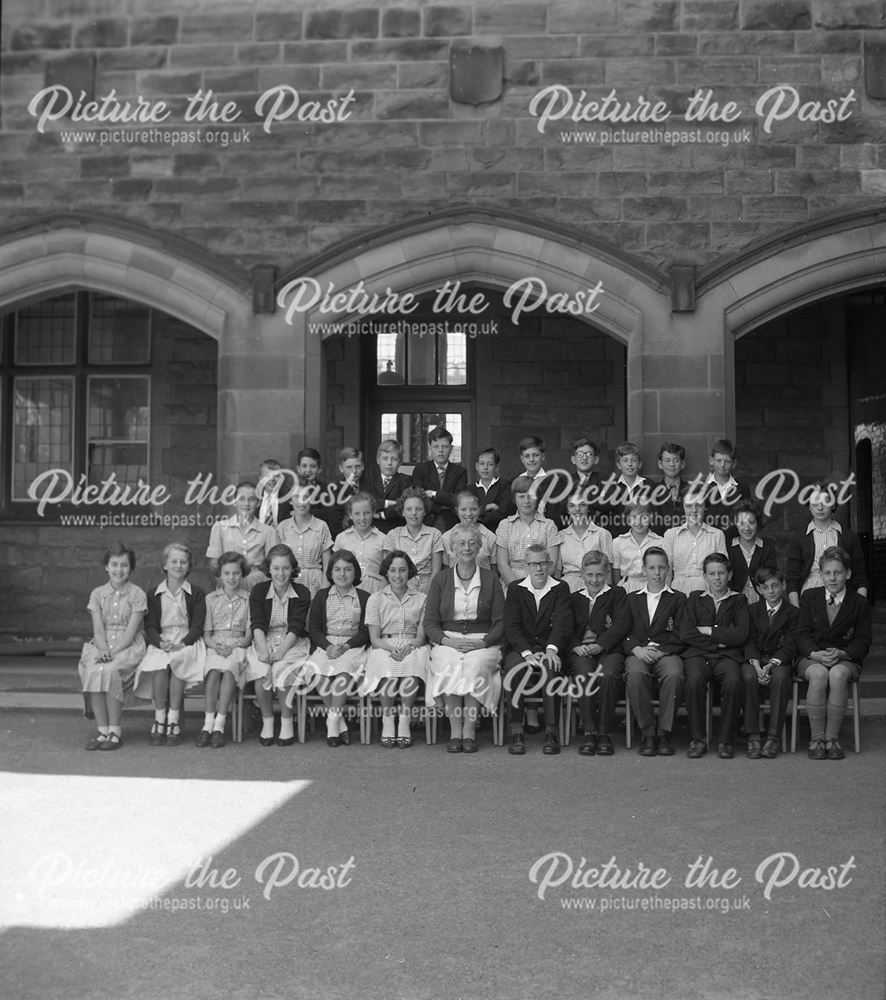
[741,567,797,759]
[796,545,872,760]
[205,481,279,591]
[622,547,687,757]
[515,436,560,520]
[662,493,727,595]
[651,442,690,533]
[703,438,750,532]
[367,439,413,533]
[324,446,368,537]
[256,459,292,527]
[604,441,649,535]
[410,426,468,531]
[295,447,332,529]
[785,485,869,606]
[567,551,630,756]
[680,552,750,759]
[547,437,606,529]
[502,543,573,756]
[470,446,512,531]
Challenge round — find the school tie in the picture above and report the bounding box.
[767,606,776,620]
[382,476,391,492]
[826,594,838,625]
[437,466,446,488]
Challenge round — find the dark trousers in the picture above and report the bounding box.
[684,654,741,744]
[503,650,561,730]
[624,653,684,736]
[566,651,624,735]
[740,661,792,738]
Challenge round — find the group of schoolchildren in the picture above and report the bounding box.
[78,430,872,761]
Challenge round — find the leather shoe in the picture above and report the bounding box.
[195,729,212,748]
[85,733,108,751]
[508,733,526,755]
[657,732,675,756]
[808,739,827,760]
[687,739,707,759]
[745,738,762,759]
[596,734,614,756]
[578,734,596,756]
[149,722,166,747]
[826,739,845,760]
[718,742,735,759]
[326,735,341,748]
[639,735,658,757]
[543,731,560,755]
[276,734,297,747]
[99,732,122,751]
[760,735,780,759]
[259,734,276,747]
[446,738,464,753]
[210,730,226,749]
[462,738,478,753]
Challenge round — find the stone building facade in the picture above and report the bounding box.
[1,0,885,635]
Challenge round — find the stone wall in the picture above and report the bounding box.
[2,0,885,274]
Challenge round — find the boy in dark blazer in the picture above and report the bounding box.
[367,439,412,533]
[567,551,630,756]
[702,438,751,534]
[410,426,468,532]
[681,552,750,759]
[796,545,872,760]
[503,543,573,756]
[650,442,692,535]
[623,546,687,757]
[470,446,512,531]
[741,567,798,759]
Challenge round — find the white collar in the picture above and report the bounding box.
[582,584,611,602]
[155,579,192,597]
[806,520,842,535]
[519,575,557,600]
[639,585,673,597]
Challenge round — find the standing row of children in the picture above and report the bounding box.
[77,428,871,757]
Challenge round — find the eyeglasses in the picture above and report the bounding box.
[526,560,549,568]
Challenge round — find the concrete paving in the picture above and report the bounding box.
[1,709,884,1000]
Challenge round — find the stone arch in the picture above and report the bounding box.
[0,212,252,340]
[278,208,674,440]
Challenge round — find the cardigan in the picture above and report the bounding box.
[308,585,370,651]
[422,565,505,647]
[144,582,206,648]
[725,532,778,595]
[785,524,869,597]
[795,588,872,666]
[248,579,311,637]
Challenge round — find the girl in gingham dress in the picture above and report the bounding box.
[278,486,333,598]
[303,549,370,746]
[333,491,385,594]
[79,542,147,751]
[495,475,560,586]
[246,544,311,747]
[611,503,664,593]
[556,493,613,593]
[199,552,251,748]
[362,550,429,748]
[382,487,444,595]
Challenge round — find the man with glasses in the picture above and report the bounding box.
[502,543,573,756]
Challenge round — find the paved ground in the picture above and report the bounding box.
[1,710,884,1000]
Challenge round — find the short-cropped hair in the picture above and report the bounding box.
[379,549,418,579]
[642,546,668,566]
[581,549,610,570]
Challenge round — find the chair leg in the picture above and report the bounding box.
[297,693,307,744]
[624,699,632,750]
[852,680,861,753]
[233,688,242,744]
[360,695,371,744]
[790,678,799,753]
[562,694,572,747]
[705,684,712,745]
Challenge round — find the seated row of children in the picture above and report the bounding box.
[78,528,870,760]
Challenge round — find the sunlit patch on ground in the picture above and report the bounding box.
[0,772,309,931]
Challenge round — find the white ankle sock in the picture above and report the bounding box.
[397,712,411,738]
[167,709,180,724]
[212,713,227,733]
[154,709,167,724]
[279,716,294,740]
[326,710,341,737]
[260,716,275,739]
[381,714,396,739]
[108,725,122,737]
[203,712,215,731]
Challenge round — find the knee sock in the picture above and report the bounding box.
[825,699,847,742]
[212,713,227,733]
[260,716,275,739]
[806,694,826,742]
[278,716,294,740]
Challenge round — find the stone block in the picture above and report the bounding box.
[180,12,254,44]
[283,41,348,63]
[682,1,740,30]
[744,145,797,168]
[543,146,612,169]
[622,196,688,220]
[618,0,679,30]
[475,4,548,33]
[169,45,238,68]
[658,390,725,433]
[80,155,130,179]
[676,55,758,83]
[810,1,885,28]
[820,53,863,84]
[742,0,811,30]
[422,5,473,36]
[97,48,167,71]
[254,12,302,42]
[321,62,397,90]
[687,196,745,221]
[305,9,379,40]
[776,169,859,194]
[376,91,450,119]
[136,70,201,94]
[742,195,808,220]
[655,33,700,55]
[398,61,448,89]
[516,170,596,196]
[579,34,654,56]
[860,169,886,193]
[110,178,153,199]
[235,43,280,65]
[74,18,127,48]
[10,23,72,50]
[649,170,724,194]
[549,0,619,33]
[795,30,862,53]
[698,30,794,53]
[598,171,648,195]
[505,60,541,87]
[606,57,677,84]
[759,55,822,83]
[797,144,843,168]
[642,354,710,388]
[381,8,420,37]
[132,16,179,46]
[203,69,259,91]
[447,171,515,196]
